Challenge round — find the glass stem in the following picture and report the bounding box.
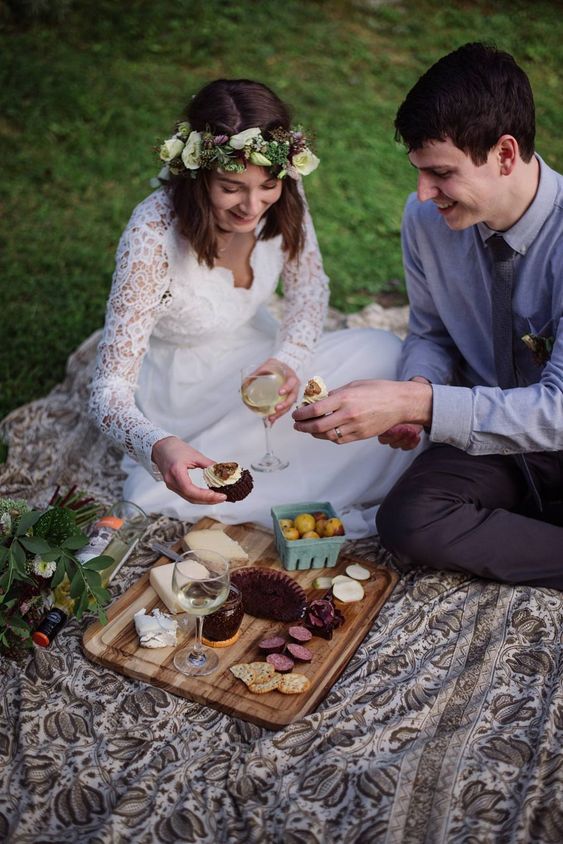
[191,616,205,660]
[263,416,275,458]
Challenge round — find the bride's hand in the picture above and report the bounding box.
[259,357,300,424]
[151,437,228,505]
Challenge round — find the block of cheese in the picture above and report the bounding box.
[149,560,208,613]
[183,529,249,563]
[134,607,178,647]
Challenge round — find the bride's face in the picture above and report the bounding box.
[208,164,283,234]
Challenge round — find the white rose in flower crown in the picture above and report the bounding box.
[229,127,262,150]
[181,131,203,169]
[159,137,185,162]
[292,148,320,176]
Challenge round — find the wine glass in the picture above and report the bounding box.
[240,360,289,472]
[172,550,230,676]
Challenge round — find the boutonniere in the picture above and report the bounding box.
[521,333,554,366]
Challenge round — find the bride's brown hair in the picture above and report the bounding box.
[169,79,306,267]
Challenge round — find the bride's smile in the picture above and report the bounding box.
[209,165,283,234]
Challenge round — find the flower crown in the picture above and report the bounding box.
[158,123,319,180]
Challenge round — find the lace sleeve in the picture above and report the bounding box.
[88,195,174,475]
[275,184,330,376]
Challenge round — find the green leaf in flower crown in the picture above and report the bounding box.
[81,555,113,572]
[19,536,51,555]
[15,510,43,536]
[61,532,89,551]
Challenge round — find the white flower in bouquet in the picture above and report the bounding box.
[32,557,57,578]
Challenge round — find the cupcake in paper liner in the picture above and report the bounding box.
[203,462,254,502]
[301,375,328,406]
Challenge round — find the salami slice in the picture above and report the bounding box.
[258,636,286,654]
[288,625,313,643]
[266,653,295,673]
[286,643,313,662]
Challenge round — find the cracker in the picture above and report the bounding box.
[248,661,276,681]
[279,673,311,695]
[248,673,282,694]
[230,664,256,686]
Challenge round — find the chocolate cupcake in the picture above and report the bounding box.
[301,375,328,405]
[203,462,253,502]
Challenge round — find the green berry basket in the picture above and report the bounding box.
[271,501,347,572]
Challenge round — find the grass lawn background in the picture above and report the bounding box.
[1,0,562,421]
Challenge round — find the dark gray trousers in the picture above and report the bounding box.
[376,444,563,590]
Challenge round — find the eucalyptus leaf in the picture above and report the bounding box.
[41,550,63,563]
[15,510,42,535]
[50,558,67,590]
[69,569,83,599]
[11,541,27,568]
[19,536,51,555]
[62,532,89,551]
[81,555,113,572]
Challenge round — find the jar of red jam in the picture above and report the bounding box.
[202,585,244,647]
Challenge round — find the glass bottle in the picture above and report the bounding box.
[76,500,148,586]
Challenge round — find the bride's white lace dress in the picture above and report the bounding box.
[89,187,416,537]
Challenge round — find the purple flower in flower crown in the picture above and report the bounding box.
[214,134,229,145]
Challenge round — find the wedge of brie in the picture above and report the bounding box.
[134,607,178,648]
[183,528,249,562]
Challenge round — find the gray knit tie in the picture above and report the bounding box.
[488,234,542,511]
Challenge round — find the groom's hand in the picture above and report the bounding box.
[292,379,432,443]
[151,437,228,505]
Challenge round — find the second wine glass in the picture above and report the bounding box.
[172,550,230,676]
[240,361,289,472]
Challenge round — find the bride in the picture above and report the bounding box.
[88,78,417,538]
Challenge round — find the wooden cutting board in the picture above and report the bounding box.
[82,517,398,730]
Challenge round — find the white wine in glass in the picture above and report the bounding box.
[241,361,289,472]
[172,550,230,676]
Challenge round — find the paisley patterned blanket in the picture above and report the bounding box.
[1,331,562,844]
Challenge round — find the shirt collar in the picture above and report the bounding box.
[478,154,558,255]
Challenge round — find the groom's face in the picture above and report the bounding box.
[409,138,505,231]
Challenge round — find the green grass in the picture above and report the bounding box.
[1,0,562,420]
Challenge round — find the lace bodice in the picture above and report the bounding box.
[89,187,329,472]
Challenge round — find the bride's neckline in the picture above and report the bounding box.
[214,231,257,289]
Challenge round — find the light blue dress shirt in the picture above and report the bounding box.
[399,155,563,455]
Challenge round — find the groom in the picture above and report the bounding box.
[293,42,563,590]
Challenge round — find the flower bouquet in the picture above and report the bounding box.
[0,487,112,661]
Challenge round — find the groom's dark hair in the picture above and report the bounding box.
[394,42,536,164]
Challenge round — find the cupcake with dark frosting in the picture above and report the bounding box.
[203,462,254,502]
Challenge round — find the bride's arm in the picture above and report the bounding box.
[88,195,229,504]
[88,199,177,475]
[275,182,330,378]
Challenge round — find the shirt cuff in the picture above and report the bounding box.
[430,384,473,450]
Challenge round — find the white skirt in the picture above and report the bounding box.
[123,321,420,539]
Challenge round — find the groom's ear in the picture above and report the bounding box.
[496,136,518,176]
